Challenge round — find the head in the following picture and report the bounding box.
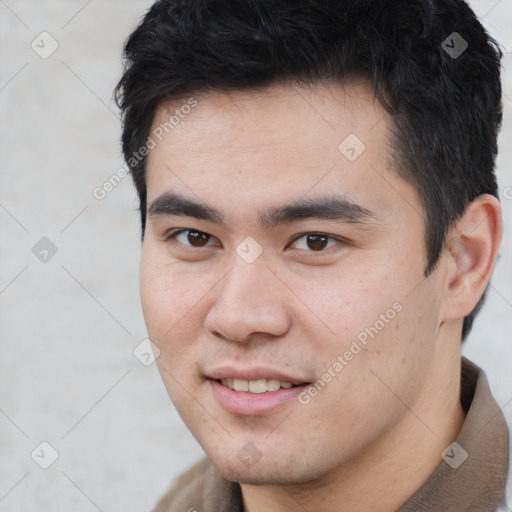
[115,0,503,486]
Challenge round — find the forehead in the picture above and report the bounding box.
[145,80,420,221]
[149,79,386,156]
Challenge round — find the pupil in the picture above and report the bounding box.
[188,230,209,247]
[307,234,328,251]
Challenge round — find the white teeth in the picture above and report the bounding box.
[220,378,297,393]
[267,379,281,392]
[220,378,233,388]
[233,379,249,392]
[249,379,267,393]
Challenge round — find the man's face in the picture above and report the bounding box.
[141,81,447,484]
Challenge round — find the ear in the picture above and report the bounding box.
[441,194,503,324]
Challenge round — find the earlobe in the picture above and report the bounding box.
[442,194,503,323]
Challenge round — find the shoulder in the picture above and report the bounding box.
[151,457,214,512]
[151,457,241,512]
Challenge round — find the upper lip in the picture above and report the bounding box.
[205,365,310,385]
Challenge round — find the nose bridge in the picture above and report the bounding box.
[229,259,277,309]
[205,257,290,342]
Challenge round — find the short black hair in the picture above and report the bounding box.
[115,0,503,340]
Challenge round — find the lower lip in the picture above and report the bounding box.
[209,379,309,416]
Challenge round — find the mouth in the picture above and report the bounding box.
[207,374,311,416]
[217,378,305,393]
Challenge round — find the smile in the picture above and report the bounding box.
[210,378,310,416]
[218,378,301,393]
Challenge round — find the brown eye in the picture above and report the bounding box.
[170,229,216,248]
[290,233,341,252]
[306,234,328,251]
[186,230,211,247]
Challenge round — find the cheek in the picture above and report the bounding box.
[285,263,401,349]
[140,256,210,410]
[140,251,210,347]
[301,257,439,391]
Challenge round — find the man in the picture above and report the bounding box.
[115,0,510,510]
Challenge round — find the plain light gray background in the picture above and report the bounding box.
[0,1,511,510]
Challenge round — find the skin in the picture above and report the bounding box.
[140,80,502,511]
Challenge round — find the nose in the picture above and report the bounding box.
[204,260,291,343]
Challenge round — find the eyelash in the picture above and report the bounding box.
[164,229,347,254]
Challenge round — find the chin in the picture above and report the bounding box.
[218,465,306,486]
[207,450,325,486]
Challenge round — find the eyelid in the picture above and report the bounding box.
[163,228,349,255]
[288,232,349,252]
[165,228,221,248]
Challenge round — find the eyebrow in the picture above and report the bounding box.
[148,193,225,225]
[147,192,376,229]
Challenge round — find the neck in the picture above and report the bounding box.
[241,334,466,512]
